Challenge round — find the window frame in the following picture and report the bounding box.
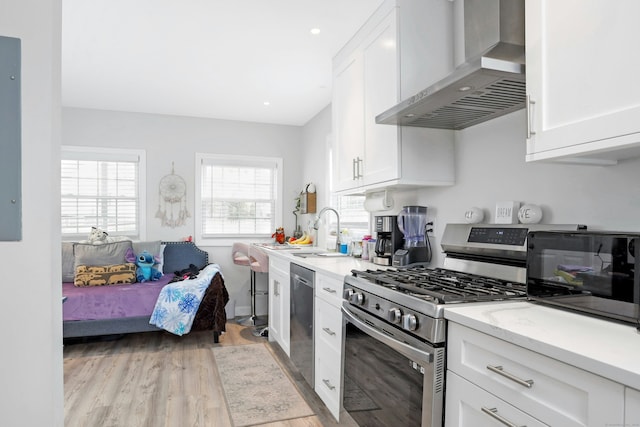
[60,145,146,241]
[195,153,283,247]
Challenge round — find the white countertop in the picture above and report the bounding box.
[444,301,640,390]
[257,244,381,281]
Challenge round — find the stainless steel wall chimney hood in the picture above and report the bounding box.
[376,0,525,130]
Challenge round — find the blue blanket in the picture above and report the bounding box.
[150,264,222,335]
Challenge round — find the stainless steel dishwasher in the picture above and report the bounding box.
[290,263,315,386]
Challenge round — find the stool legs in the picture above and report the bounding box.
[237,270,268,327]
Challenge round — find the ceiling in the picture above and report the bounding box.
[61,0,384,126]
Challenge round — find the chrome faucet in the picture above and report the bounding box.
[313,207,341,252]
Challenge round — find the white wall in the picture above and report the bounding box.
[299,105,333,242]
[0,1,63,425]
[62,107,304,316]
[394,110,640,266]
[300,106,640,269]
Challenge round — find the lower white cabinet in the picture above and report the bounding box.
[314,272,344,422]
[626,387,640,426]
[446,323,625,427]
[446,371,547,427]
[268,256,290,356]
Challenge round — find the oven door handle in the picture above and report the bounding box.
[342,306,434,364]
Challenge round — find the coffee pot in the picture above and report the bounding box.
[372,215,403,266]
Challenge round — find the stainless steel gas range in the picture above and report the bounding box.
[341,223,582,427]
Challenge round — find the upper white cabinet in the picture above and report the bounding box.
[332,1,455,194]
[525,0,640,165]
[333,49,365,192]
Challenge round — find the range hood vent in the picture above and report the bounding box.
[377,0,525,130]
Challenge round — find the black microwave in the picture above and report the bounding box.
[527,230,640,327]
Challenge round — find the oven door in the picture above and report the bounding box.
[342,303,444,427]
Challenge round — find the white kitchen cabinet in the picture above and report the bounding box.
[313,272,344,421]
[626,387,640,426]
[268,256,290,356]
[333,49,365,192]
[446,322,625,427]
[525,0,640,164]
[332,1,455,194]
[446,371,548,427]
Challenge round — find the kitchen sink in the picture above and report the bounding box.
[292,252,347,258]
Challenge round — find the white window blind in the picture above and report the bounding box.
[197,154,282,239]
[61,146,145,239]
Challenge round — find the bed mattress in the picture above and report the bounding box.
[62,274,175,321]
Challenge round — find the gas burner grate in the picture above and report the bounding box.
[351,267,526,303]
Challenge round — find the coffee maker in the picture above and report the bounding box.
[372,215,403,266]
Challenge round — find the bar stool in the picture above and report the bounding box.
[232,242,251,267]
[244,245,269,329]
[232,243,251,325]
[232,243,269,328]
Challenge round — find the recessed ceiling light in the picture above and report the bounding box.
[310,28,321,35]
[263,101,270,106]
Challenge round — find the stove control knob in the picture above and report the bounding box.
[388,308,402,324]
[350,292,365,306]
[343,288,354,300]
[402,314,418,331]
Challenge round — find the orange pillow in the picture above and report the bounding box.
[73,263,136,287]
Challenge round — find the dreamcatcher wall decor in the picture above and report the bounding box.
[155,163,190,228]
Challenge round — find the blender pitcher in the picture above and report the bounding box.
[397,206,427,247]
[394,206,429,266]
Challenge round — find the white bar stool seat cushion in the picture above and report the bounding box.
[232,242,250,266]
[248,245,269,273]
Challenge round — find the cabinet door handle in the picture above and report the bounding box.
[486,365,534,388]
[357,156,364,179]
[322,327,336,336]
[322,379,336,391]
[274,279,280,297]
[352,158,358,180]
[526,95,536,139]
[322,286,337,294]
[481,407,525,427]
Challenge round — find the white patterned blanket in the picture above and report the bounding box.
[149,264,222,335]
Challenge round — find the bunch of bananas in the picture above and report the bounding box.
[288,233,313,245]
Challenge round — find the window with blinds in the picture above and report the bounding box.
[196,154,282,240]
[61,146,146,240]
[330,193,369,238]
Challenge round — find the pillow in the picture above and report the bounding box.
[132,240,165,275]
[73,240,133,272]
[74,263,136,287]
[157,244,167,273]
[61,242,76,282]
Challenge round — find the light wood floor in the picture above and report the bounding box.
[64,323,358,427]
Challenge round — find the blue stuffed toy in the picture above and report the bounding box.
[126,248,162,282]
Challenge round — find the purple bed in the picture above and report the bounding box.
[62,241,229,342]
[63,274,174,321]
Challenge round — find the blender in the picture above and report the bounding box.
[393,206,431,266]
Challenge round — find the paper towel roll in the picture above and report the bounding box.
[364,191,393,212]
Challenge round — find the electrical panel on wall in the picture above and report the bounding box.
[0,36,22,241]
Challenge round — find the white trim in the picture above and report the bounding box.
[195,152,283,246]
